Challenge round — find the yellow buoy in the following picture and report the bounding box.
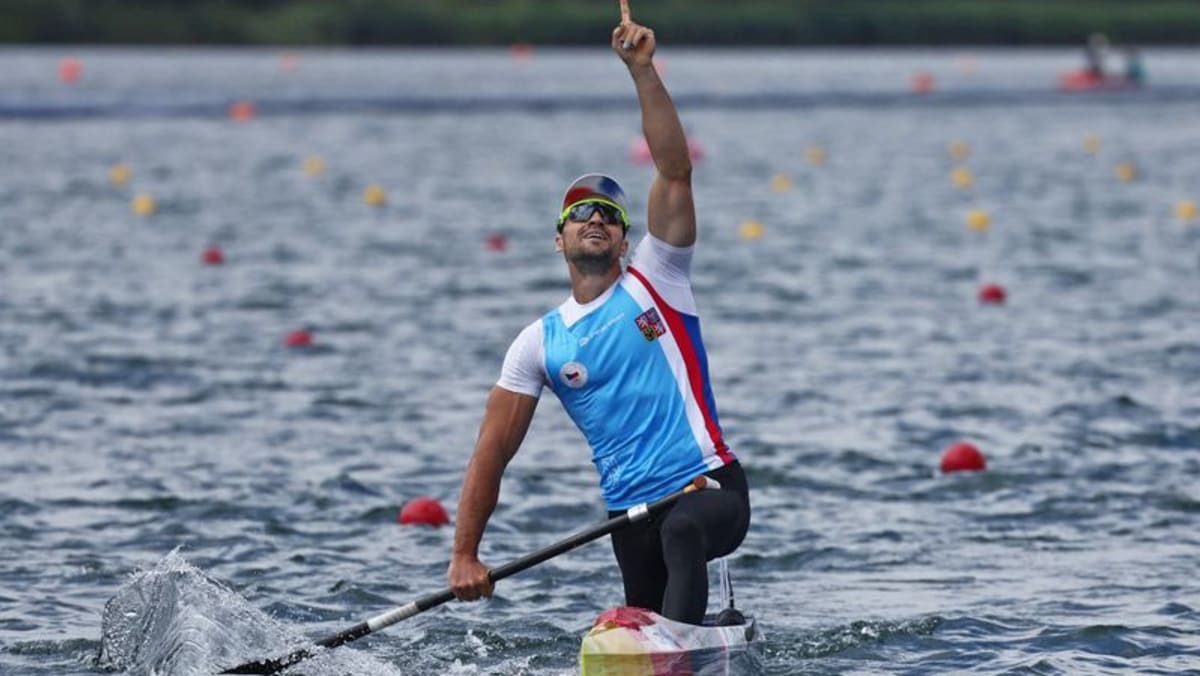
[948,141,971,162]
[966,209,991,231]
[1176,200,1197,222]
[109,163,130,187]
[770,173,793,192]
[951,166,974,189]
[1083,134,1102,155]
[363,184,387,207]
[131,194,156,216]
[739,220,765,240]
[805,145,826,167]
[303,156,325,177]
[1114,162,1137,183]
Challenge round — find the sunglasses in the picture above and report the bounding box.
[557,199,629,233]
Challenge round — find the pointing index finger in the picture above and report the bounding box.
[619,0,631,25]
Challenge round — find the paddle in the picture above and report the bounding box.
[219,475,715,674]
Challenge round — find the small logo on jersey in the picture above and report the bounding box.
[634,308,667,342]
[579,312,626,347]
[559,361,588,389]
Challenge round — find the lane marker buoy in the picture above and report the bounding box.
[739,220,764,240]
[966,209,991,231]
[364,184,387,207]
[202,247,225,265]
[132,194,156,216]
[286,330,313,348]
[399,497,450,526]
[940,442,987,473]
[977,283,1006,305]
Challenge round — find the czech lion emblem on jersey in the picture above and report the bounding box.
[634,307,667,342]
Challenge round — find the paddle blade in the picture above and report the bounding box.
[219,648,314,674]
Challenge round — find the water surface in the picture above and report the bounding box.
[1,47,1199,675]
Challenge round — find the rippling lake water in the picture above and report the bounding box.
[2,46,1200,675]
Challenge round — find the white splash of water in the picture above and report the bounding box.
[97,549,404,676]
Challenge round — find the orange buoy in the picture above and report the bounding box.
[1175,200,1197,222]
[109,163,131,187]
[229,100,257,122]
[131,194,156,216]
[303,155,325,177]
[363,184,387,207]
[966,209,991,232]
[1114,162,1137,183]
[951,167,974,189]
[738,220,765,240]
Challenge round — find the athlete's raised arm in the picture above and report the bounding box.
[613,0,696,248]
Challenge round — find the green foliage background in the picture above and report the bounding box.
[4,0,1199,45]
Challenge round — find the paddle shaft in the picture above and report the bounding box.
[220,476,710,674]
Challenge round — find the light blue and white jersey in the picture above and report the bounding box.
[498,234,734,510]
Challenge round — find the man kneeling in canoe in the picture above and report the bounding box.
[447,3,750,626]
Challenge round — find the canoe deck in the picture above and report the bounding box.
[579,606,762,675]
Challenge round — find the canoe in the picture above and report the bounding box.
[1058,70,1138,92]
[579,606,763,675]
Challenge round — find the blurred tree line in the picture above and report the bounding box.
[4,0,1199,46]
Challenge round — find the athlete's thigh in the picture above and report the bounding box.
[672,488,750,558]
[610,516,668,607]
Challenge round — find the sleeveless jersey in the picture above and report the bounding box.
[497,234,734,510]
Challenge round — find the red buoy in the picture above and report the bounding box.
[978,283,1007,305]
[279,51,300,72]
[398,497,450,527]
[285,330,313,348]
[630,136,705,165]
[912,71,936,94]
[509,43,534,61]
[485,233,508,252]
[202,247,225,265]
[59,58,83,84]
[629,137,653,165]
[940,442,987,473]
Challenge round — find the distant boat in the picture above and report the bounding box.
[1058,69,1139,92]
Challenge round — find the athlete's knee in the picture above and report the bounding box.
[705,499,750,558]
